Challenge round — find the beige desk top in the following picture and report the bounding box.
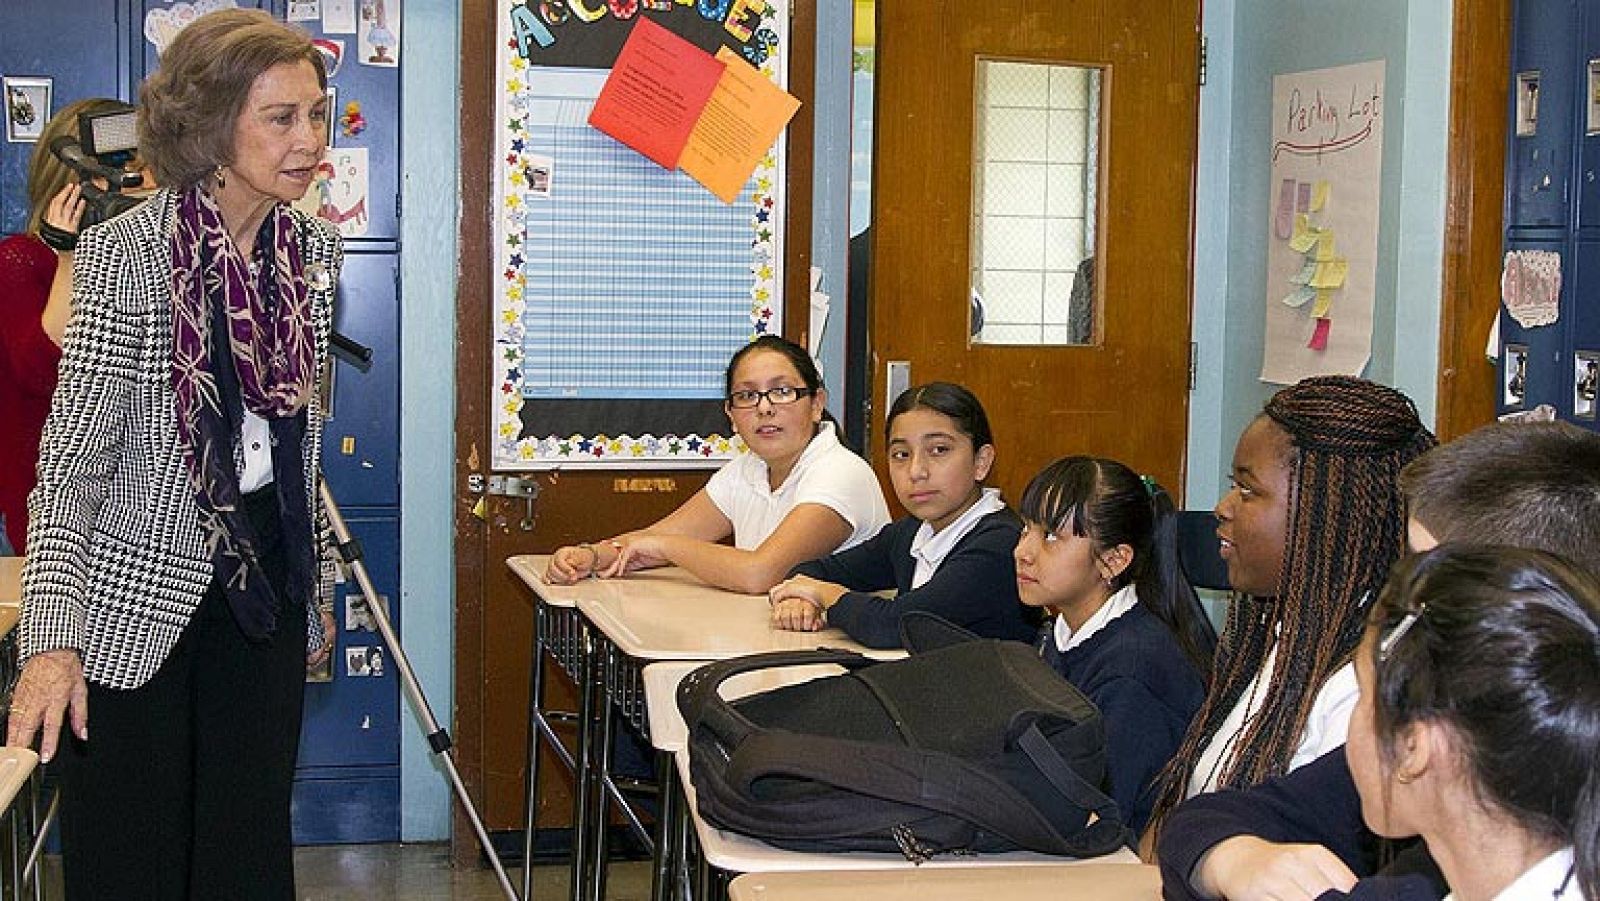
[0,748,38,814]
[674,750,1141,874]
[642,659,846,753]
[726,862,1161,900]
[508,553,901,662]
[0,557,20,605]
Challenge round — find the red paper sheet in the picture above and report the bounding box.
[587,17,726,170]
[1308,317,1332,351]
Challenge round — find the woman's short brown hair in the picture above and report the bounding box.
[138,8,325,189]
[25,98,127,234]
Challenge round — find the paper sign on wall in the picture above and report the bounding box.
[294,147,370,237]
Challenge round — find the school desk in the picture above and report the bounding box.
[509,556,893,901]
[725,862,1162,901]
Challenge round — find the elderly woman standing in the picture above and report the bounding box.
[6,9,339,898]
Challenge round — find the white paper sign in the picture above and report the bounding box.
[322,0,357,34]
[294,147,370,238]
[357,0,400,67]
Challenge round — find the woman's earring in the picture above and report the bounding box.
[215,165,227,190]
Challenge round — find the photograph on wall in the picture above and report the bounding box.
[1504,342,1530,410]
[4,77,50,143]
[1261,60,1386,385]
[1577,350,1598,420]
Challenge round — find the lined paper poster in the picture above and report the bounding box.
[495,1,789,469]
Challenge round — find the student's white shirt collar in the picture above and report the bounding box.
[909,487,1005,589]
[1445,847,1579,901]
[1053,583,1139,653]
[739,421,840,496]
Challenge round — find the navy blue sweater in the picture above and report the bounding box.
[1157,748,1446,901]
[1040,603,1206,836]
[790,509,1036,649]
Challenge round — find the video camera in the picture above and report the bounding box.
[48,102,147,230]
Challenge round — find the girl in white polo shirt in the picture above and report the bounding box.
[546,336,889,594]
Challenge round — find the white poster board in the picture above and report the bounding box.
[1261,60,1386,384]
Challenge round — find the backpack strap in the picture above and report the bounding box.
[1016,724,1134,851]
[676,648,879,745]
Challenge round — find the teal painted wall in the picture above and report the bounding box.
[398,0,458,841]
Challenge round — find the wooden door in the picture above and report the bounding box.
[870,0,1200,499]
[452,0,817,860]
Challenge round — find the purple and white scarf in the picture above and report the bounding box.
[170,184,316,640]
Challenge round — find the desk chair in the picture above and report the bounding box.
[1174,511,1229,592]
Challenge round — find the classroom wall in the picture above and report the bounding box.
[1185,0,1453,509]
[398,0,458,841]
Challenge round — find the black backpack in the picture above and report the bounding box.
[677,615,1132,861]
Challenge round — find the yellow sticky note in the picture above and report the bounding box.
[1311,180,1330,212]
[1316,233,1338,262]
[1310,259,1349,289]
[1289,216,1318,252]
[1312,289,1335,317]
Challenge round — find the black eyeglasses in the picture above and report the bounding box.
[727,386,814,409]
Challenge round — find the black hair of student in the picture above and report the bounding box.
[886,382,994,451]
[1018,457,1217,675]
[1370,545,1600,900]
[724,335,824,396]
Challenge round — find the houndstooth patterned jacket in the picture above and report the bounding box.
[20,189,342,690]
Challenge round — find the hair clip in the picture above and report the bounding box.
[1138,474,1158,498]
[1378,603,1426,662]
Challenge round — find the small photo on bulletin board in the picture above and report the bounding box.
[1576,350,1598,420]
[1504,342,1530,410]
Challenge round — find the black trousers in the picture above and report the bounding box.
[51,489,309,900]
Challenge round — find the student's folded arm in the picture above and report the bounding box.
[827,526,1019,648]
[1157,748,1374,899]
[659,502,853,595]
[789,520,900,591]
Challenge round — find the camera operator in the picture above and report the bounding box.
[0,98,147,555]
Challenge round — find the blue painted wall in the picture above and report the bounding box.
[1186,0,1451,512]
[398,0,458,841]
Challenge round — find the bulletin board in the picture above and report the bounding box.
[493,0,788,470]
[1260,60,1385,385]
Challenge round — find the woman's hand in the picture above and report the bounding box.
[599,535,671,579]
[6,649,89,763]
[44,182,87,238]
[1192,835,1358,901]
[768,574,847,610]
[306,607,337,670]
[770,597,827,632]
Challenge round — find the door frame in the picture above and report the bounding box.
[451,0,816,861]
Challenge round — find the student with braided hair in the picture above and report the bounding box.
[1143,376,1436,846]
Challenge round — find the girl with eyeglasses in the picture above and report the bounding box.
[546,335,890,594]
[768,382,1038,648]
[1341,545,1600,901]
[1012,456,1216,836]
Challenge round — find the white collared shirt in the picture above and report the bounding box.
[704,422,891,551]
[1185,647,1359,798]
[909,487,1005,588]
[1446,847,1581,901]
[1052,583,1140,654]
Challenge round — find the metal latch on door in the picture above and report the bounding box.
[470,474,542,531]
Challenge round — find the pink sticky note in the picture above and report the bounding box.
[1275,178,1296,239]
[588,18,726,170]
[1308,317,1332,351]
[1297,181,1312,213]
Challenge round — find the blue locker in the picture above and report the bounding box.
[129,0,284,84]
[319,43,401,241]
[1578,1,1600,227]
[1508,0,1579,229]
[0,0,127,235]
[1499,238,1572,417]
[1569,239,1600,422]
[323,249,401,507]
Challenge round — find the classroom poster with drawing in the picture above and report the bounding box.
[1261,60,1385,384]
[293,147,369,237]
[493,1,790,469]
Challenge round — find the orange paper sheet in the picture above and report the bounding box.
[587,17,726,170]
[680,47,801,203]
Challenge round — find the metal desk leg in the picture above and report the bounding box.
[588,643,619,901]
[649,747,678,901]
[521,603,549,901]
[568,623,600,901]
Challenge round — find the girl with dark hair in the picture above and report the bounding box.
[1144,376,1436,844]
[1345,545,1600,901]
[1013,455,1215,835]
[547,335,890,594]
[768,382,1036,648]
